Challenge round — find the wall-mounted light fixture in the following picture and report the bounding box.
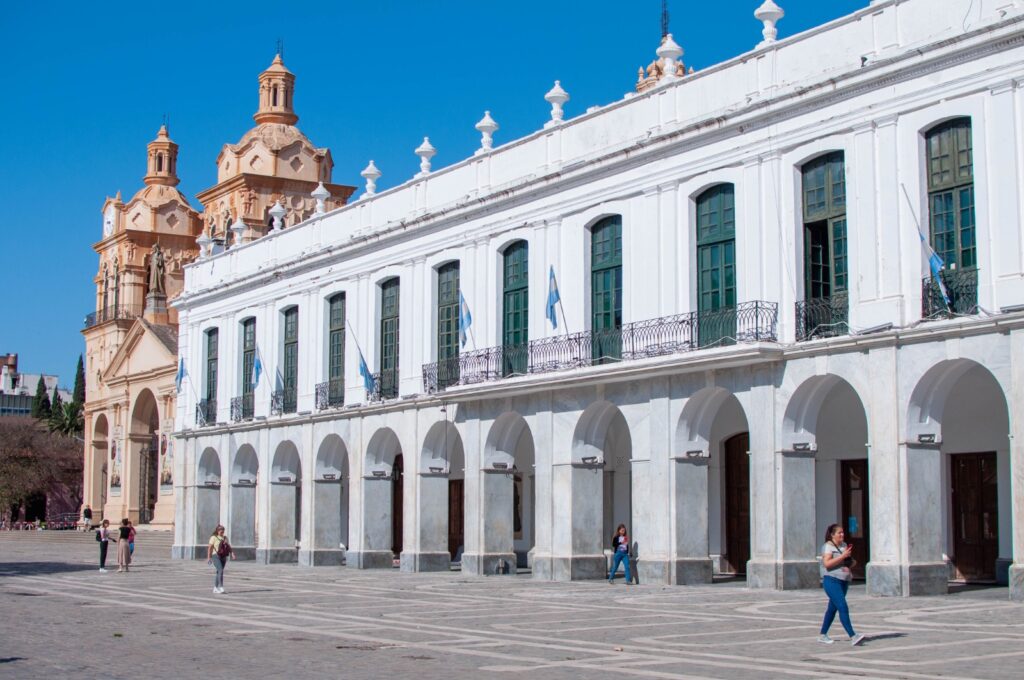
[685,449,705,458]
[322,473,337,481]
[371,470,388,478]
[581,456,598,464]
[204,480,220,487]
[493,462,509,470]
[792,442,812,452]
[237,478,254,486]
[429,466,445,474]
[277,476,292,483]
[917,433,936,444]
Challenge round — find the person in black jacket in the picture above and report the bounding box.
[609,524,632,584]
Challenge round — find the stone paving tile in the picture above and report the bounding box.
[1,532,1023,679]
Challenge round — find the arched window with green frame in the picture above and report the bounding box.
[281,307,298,413]
[240,317,256,419]
[590,216,622,363]
[436,262,460,389]
[925,117,977,315]
[696,184,736,346]
[798,152,848,340]
[379,278,400,399]
[502,241,529,376]
[326,294,345,406]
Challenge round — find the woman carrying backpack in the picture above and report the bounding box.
[207,525,234,594]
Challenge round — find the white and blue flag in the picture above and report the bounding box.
[175,358,187,393]
[252,346,263,388]
[458,291,473,348]
[918,230,952,308]
[358,349,376,393]
[546,265,561,329]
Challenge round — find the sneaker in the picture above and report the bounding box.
[850,634,866,647]
[218,588,225,594]
[213,587,220,594]
[817,634,835,645]
[98,568,107,573]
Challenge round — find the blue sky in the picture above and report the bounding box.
[2,0,866,382]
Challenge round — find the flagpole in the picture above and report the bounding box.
[900,182,951,310]
[553,269,570,335]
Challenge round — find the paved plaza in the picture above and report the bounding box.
[0,532,1021,679]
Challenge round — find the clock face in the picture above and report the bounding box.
[103,206,115,237]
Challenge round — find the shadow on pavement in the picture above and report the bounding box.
[0,562,102,577]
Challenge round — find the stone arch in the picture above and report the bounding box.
[354,427,404,569]
[194,447,222,547]
[907,359,1011,585]
[675,387,736,456]
[198,447,221,485]
[307,434,350,566]
[365,427,402,475]
[229,444,259,559]
[130,389,160,524]
[407,421,465,571]
[265,440,301,563]
[91,413,109,516]
[781,374,858,452]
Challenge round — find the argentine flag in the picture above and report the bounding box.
[358,349,376,393]
[175,358,186,393]
[546,265,561,329]
[918,230,952,309]
[252,347,263,389]
[458,291,473,348]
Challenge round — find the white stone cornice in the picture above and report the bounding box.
[641,186,660,198]
[989,79,1018,95]
[851,120,876,134]
[874,113,899,128]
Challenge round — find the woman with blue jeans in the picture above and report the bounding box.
[609,524,632,584]
[819,523,865,646]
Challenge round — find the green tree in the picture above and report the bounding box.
[73,355,85,406]
[31,377,51,419]
[49,401,84,437]
[49,390,64,427]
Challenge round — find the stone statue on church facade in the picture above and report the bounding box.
[149,243,166,296]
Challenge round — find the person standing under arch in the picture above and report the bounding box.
[608,524,632,584]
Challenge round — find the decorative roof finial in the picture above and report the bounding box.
[475,111,499,154]
[311,183,330,216]
[415,138,436,177]
[269,200,286,232]
[361,160,381,198]
[755,1,785,47]
[656,34,683,85]
[544,81,569,128]
[230,214,247,247]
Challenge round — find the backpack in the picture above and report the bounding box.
[95,530,102,543]
[216,538,231,558]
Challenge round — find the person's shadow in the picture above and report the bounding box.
[630,541,640,585]
[0,562,100,577]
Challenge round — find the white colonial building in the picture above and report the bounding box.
[173,0,1024,600]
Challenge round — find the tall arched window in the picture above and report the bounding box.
[925,117,977,315]
[272,85,279,107]
[379,278,400,399]
[695,184,736,346]
[798,152,848,340]
[282,307,298,413]
[156,153,164,173]
[326,294,345,406]
[502,241,529,376]
[591,216,622,363]
[437,262,460,388]
[240,318,256,419]
[112,258,121,312]
[101,264,109,313]
[201,328,218,424]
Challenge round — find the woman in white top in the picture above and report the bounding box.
[818,523,865,646]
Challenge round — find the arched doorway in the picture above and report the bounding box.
[908,359,1010,586]
[305,434,348,566]
[675,387,749,582]
[130,389,160,524]
[265,441,301,564]
[230,445,259,560]
[195,448,222,551]
[355,427,402,569]
[563,401,632,581]
[91,414,109,518]
[782,375,870,579]
[407,420,464,572]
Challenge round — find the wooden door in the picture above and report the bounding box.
[391,455,404,556]
[724,433,750,575]
[951,452,998,582]
[840,459,870,579]
[448,479,464,560]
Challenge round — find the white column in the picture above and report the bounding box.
[851,121,879,306]
[875,116,903,308]
[1008,329,1024,601]
[988,82,1023,306]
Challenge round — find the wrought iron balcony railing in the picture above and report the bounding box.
[922,268,978,319]
[367,368,399,402]
[230,393,254,422]
[270,388,297,415]
[422,301,778,393]
[795,292,849,342]
[315,378,345,410]
[83,304,144,329]
[195,398,217,427]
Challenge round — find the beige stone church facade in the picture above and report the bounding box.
[81,55,352,526]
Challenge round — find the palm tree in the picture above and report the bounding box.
[49,401,83,437]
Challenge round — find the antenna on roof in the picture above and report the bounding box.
[276,38,284,58]
[661,0,670,38]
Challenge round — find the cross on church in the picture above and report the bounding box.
[276,38,285,58]
[661,0,670,38]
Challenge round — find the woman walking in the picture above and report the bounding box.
[116,518,132,573]
[97,519,113,572]
[127,520,136,558]
[818,523,865,646]
[207,525,234,594]
[608,524,633,584]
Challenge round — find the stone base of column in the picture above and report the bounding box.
[461,552,517,576]
[255,548,298,564]
[904,562,948,596]
[995,558,1012,586]
[1009,564,1024,602]
[866,562,901,597]
[746,559,819,589]
[399,551,451,572]
[231,547,256,561]
[634,558,666,585]
[544,555,608,581]
[171,544,205,560]
[669,558,713,585]
[347,550,394,569]
[298,549,345,567]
